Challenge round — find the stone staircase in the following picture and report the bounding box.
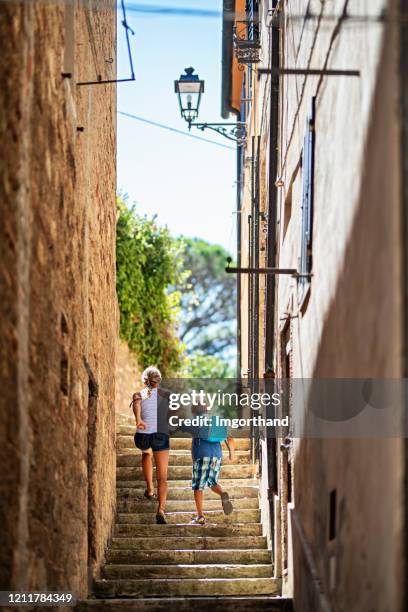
[76,419,293,611]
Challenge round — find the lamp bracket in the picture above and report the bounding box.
[190,122,247,145]
[258,67,360,77]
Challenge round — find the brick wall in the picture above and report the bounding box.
[0,0,117,597]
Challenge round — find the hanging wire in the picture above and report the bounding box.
[4,1,407,25]
[118,111,235,150]
[121,3,408,25]
[124,3,222,18]
[278,8,408,28]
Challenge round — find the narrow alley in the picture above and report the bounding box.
[1,1,408,611]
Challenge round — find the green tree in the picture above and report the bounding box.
[184,352,235,378]
[180,238,236,358]
[116,197,188,376]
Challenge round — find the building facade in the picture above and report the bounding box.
[222,0,408,609]
[0,0,118,596]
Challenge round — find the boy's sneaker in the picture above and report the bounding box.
[190,515,206,525]
[221,491,233,515]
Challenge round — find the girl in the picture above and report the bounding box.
[131,366,169,524]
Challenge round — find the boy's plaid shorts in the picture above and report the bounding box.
[192,457,222,490]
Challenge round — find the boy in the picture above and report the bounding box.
[189,405,235,525]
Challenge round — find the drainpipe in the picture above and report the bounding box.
[236,149,242,378]
[264,0,280,572]
[253,135,261,463]
[221,0,242,378]
[248,212,253,380]
[253,135,260,383]
[400,0,408,607]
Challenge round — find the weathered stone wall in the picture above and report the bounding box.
[0,0,117,597]
[115,340,141,423]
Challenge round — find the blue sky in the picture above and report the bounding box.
[117,0,237,254]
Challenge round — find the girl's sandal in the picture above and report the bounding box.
[156,512,167,525]
[144,489,156,501]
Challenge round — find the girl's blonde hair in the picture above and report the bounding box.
[141,366,162,398]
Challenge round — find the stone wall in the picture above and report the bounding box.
[115,341,141,424]
[0,0,117,597]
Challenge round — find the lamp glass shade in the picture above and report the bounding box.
[174,67,204,124]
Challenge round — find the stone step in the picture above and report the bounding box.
[117,485,259,500]
[94,577,280,597]
[117,497,259,513]
[116,478,258,489]
[117,448,251,456]
[116,413,135,424]
[111,536,267,550]
[114,524,262,538]
[116,435,251,451]
[116,465,255,481]
[76,597,294,611]
[117,451,251,466]
[105,548,272,566]
[103,563,272,580]
[116,509,260,526]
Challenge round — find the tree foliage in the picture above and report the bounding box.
[183,352,235,378]
[180,238,236,358]
[116,201,237,379]
[116,197,188,376]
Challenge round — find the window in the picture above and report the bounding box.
[329,489,337,541]
[298,97,315,305]
[234,0,261,64]
[245,0,260,42]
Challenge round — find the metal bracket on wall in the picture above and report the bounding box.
[225,259,312,279]
[191,122,247,145]
[258,67,360,77]
[76,0,135,86]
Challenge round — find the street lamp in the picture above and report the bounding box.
[174,67,246,145]
[174,67,205,126]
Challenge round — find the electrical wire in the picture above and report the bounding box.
[124,3,221,18]
[118,111,235,150]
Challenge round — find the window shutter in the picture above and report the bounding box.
[299,98,315,302]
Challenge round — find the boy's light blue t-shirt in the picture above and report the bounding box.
[178,415,226,460]
[192,437,222,460]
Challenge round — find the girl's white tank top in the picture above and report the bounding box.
[137,388,158,434]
